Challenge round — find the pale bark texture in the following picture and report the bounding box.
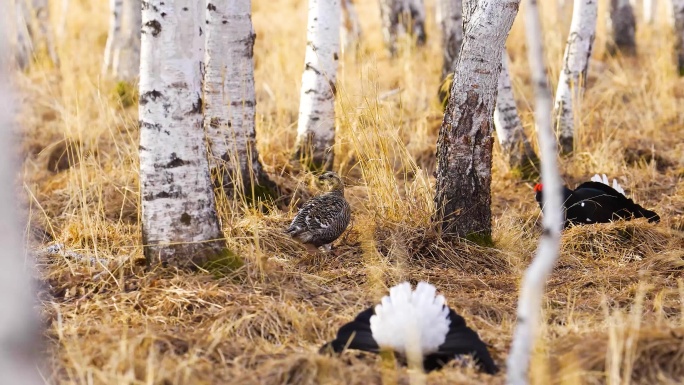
[294,0,341,171]
[32,0,59,66]
[553,0,597,154]
[674,0,684,75]
[506,1,564,384]
[204,0,277,199]
[433,0,519,239]
[0,20,44,385]
[606,0,636,55]
[494,51,540,178]
[643,0,655,24]
[341,0,362,53]
[439,0,464,79]
[103,0,123,75]
[378,0,427,55]
[13,0,33,69]
[139,0,228,268]
[114,0,141,80]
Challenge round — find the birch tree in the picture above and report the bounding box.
[341,0,362,53]
[114,0,141,80]
[494,51,540,178]
[378,0,427,55]
[139,0,229,268]
[102,0,123,75]
[606,0,636,55]
[433,0,519,240]
[507,0,564,383]
[31,0,59,66]
[0,20,44,385]
[13,0,33,69]
[674,0,684,75]
[439,0,463,79]
[644,0,656,24]
[553,0,597,154]
[293,0,341,171]
[204,0,277,199]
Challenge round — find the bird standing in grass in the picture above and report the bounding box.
[535,173,660,228]
[286,171,351,254]
[320,281,499,374]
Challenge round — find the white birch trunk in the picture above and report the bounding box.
[674,0,684,75]
[139,0,228,267]
[57,0,70,39]
[340,0,362,53]
[433,0,519,238]
[607,0,637,55]
[439,0,464,79]
[506,1,564,383]
[494,51,539,176]
[103,0,123,75]
[379,0,427,55]
[204,0,276,198]
[114,0,141,80]
[643,0,655,24]
[0,20,44,385]
[294,0,341,171]
[13,0,33,70]
[31,0,59,66]
[553,0,597,154]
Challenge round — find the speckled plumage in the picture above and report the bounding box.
[286,172,351,251]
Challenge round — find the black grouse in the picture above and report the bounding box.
[534,173,660,228]
[320,282,499,374]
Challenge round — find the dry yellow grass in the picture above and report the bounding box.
[16,0,684,384]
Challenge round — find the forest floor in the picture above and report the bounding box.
[17,0,684,384]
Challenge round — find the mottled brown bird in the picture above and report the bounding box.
[286,171,351,254]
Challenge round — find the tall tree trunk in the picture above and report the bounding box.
[494,51,540,178]
[507,0,563,383]
[433,0,519,240]
[114,0,141,80]
[204,0,277,199]
[103,0,123,75]
[674,0,684,75]
[606,0,636,55]
[340,0,362,54]
[139,0,229,268]
[0,20,44,385]
[553,0,597,154]
[32,0,59,66]
[378,0,427,55]
[439,0,463,80]
[13,0,33,69]
[293,0,341,172]
[643,0,655,24]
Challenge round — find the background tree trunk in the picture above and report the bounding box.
[494,51,540,179]
[507,0,564,382]
[378,0,427,55]
[139,0,229,268]
[340,0,362,54]
[102,0,123,75]
[0,20,44,385]
[293,0,341,171]
[113,0,141,80]
[12,0,33,70]
[607,0,636,55]
[643,0,655,24]
[433,0,519,240]
[674,0,684,75]
[553,0,597,154]
[204,0,277,199]
[32,0,60,66]
[439,0,463,80]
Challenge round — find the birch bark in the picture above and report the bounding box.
[553,0,597,154]
[378,0,427,55]
[643,0,655,24]
[114,0,142,80]
[439,0,463,79]
[0,20,44,385]
[293,0,341,171]
[103,0,123,75]
[674,0,684,75]
[433,0,519,239]
[507,0,564,383]
[139,0,228,268]
[204,0,276,198]
[32,0,59,66]
[13,0,33,70]
[607,0,636,55]
[494,51,540,177]
[341,0,362,53]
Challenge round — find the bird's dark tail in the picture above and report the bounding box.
[631,204,660,223]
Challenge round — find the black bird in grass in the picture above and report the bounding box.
[320,282,499,374]
[286,171,351,254]
[534,174,660,228]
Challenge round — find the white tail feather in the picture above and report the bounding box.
[369,282,451,355]
[591,173,625,195]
